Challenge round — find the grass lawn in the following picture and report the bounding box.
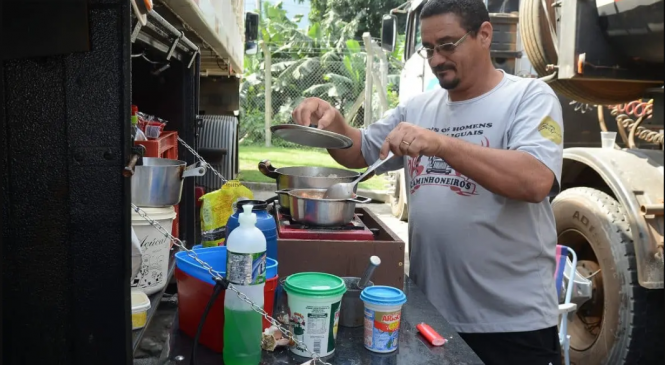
[238,145,389,191]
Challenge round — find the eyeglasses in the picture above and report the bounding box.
[417,32,470,59]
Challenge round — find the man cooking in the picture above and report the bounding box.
[291,0,564,364]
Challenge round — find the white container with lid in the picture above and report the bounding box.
[131,289,151,330]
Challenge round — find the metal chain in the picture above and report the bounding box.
[131,204,332,365]
[177,137,228,184]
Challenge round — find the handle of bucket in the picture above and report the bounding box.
[190,277,229,365]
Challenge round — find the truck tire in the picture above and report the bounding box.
[552,187,664,365]
[389,171,408,222]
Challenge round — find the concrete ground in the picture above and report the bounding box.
[134,191,409,364]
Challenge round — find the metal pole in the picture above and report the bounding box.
[261,41,272,147]
[363,33,374,128]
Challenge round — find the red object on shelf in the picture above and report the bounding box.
[134,131,180,237]
[416,322,447,346]
[134,131,178,160]
[275,207,375,241]
[175,268,278,353]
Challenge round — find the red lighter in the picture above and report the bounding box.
[416,322,447,346]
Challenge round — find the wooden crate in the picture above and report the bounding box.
[276,207,406,289]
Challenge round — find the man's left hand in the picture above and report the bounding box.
[380,122,444,159]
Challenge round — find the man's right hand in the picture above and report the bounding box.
[291,97,344,130]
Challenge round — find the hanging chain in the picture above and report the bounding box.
[134,137,332,364]
[177,137,228,184]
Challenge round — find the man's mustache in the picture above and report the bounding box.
[433,64,456,72]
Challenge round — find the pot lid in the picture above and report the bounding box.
[270,124,353,149]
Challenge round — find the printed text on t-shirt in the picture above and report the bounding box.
[408,123,494,196]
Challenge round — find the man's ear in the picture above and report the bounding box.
[478,21,493,49]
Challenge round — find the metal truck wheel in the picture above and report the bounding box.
[552,187,664,365]
[390,171,408,222]
[519,0,652,105]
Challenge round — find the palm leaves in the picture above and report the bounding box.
[239,1,403,145]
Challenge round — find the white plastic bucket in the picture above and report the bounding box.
[360,286,407,353]
[131,206,176,295]
[283,273,346,358]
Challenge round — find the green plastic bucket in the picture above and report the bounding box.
[283,272,347,358]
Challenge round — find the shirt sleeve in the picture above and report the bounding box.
[360,103,406,175]
[506,81,564,195]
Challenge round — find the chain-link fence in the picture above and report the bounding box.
[239,42,401,147]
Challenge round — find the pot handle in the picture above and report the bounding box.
[264,195,280,203]
[182,163,207,178]
[274,189,291,196]
[347,195,372,204]
[259,160,279,179]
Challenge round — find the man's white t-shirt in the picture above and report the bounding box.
[360,71,564,333]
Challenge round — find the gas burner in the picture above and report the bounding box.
[274,204,375,241]
[280,215,367,231]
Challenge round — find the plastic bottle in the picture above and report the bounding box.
[223,204,266,365]
[131,105,147,141]
[131,105,139,140]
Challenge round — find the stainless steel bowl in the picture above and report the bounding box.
[276,188,371,227]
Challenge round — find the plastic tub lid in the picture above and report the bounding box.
[283,272,347,297]
[131,290,151,313]
[360,286,407,306]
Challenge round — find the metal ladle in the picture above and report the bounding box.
[323,152,395,199]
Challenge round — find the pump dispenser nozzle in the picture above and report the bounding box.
[239,204,257,226]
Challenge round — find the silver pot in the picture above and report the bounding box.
[131,157,206,207]
[275,188,371,227]
[259,160,373,210]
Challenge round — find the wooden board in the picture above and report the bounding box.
[276,207,406,289]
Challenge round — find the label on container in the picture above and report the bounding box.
[363,308,402,352]
[226,250,266,285]
[289,300,341,357]
[132,234,171,295]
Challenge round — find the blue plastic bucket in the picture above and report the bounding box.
[175,245,277,285]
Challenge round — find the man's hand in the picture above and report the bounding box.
[291,97,367,169]
[380,122,443,159]
[291,97,344,130]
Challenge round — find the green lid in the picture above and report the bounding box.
[283,272,347,297]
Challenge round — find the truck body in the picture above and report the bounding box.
[380,0,663,364]
[1,0,256,362]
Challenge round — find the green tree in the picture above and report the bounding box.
[299,0,406,39]
[239,1,405,145]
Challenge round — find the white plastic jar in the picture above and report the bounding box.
[360,286,407,353]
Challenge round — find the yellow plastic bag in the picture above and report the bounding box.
[199,180,253,247]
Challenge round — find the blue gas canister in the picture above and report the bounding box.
[225,199,278,261]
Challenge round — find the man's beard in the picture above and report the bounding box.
[432,64,460,90]
[438,76,460,90]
